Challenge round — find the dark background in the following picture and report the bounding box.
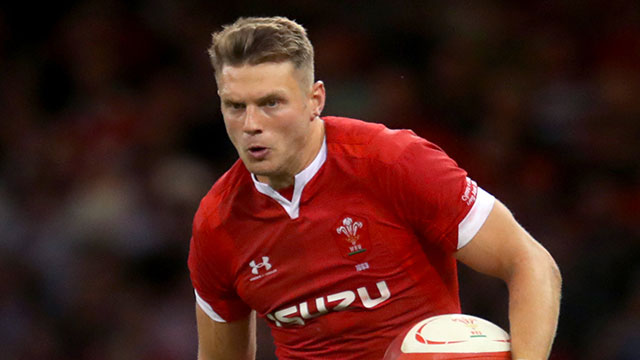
[0,0,638,359]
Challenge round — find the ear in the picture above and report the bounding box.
[309,81,326,120]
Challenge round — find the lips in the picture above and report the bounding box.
[247,145,269,160]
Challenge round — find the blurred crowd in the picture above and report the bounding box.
[0,0,638,359]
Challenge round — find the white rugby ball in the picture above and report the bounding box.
[383,314,511,359]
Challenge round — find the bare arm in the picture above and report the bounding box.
[455,200,562,360]
[195,304,256,360]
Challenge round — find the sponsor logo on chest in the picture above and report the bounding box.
[265,280,391,327]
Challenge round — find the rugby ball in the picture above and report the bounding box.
[383,314,511,359]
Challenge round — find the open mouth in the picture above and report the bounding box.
[248,146,269,159]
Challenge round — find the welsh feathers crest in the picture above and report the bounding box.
[332,214,371,261]
[336,217,363,245]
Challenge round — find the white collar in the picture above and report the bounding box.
[251,136,327,219]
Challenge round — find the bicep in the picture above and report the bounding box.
[454,200,555,281]
[196,304,256,360]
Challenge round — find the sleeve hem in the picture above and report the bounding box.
[457,187,495,250]
[195,289,227,323]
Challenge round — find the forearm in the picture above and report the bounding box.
[507,252,562,360]
[454,201,562,359]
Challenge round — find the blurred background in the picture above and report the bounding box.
[0,0,638,359]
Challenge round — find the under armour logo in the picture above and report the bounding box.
[249,256,272,275]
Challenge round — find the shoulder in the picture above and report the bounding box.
[191,160,251,272]
[323,116,426,164]
[193,159,251,235]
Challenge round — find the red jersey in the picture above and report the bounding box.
[188,116,495,359]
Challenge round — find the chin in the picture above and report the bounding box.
[243,162,274,178]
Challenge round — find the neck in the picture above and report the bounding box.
[259,176,294,191]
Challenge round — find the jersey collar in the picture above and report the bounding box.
[251,135,327,219]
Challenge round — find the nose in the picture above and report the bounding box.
[242,106,262,135]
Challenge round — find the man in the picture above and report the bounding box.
[188,16,561,360]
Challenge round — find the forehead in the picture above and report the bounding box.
[217,62,303,99]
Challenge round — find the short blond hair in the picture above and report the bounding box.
[208,16,314,88]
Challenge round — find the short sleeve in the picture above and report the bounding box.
[188,214,252,322]
[389,138,494,252]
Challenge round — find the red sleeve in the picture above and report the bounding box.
[389,136,474,252]
[188,207,251,322]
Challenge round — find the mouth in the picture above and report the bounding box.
[247,146,269,160]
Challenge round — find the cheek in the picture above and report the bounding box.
[281,122,311,151]
[276,113,307,137]
[223,118,242,144]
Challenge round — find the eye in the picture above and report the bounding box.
[265,98,279,108]
[224,101,245,111]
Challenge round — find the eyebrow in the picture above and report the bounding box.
[256,93,287,105]
[220,90,288,105]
